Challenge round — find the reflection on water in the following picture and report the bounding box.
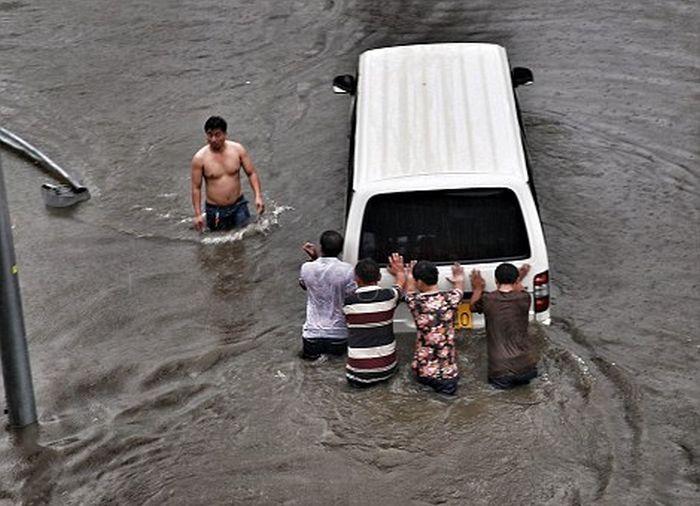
[0,0,698,504]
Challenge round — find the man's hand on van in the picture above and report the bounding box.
[447,262,466,291]
[470,269,486,291]
[405,260,417,293]
[517,263,531,282]
[302,242,319,261]
[388,253,407,288]
[469,269,486,305]
[514,263,531,292]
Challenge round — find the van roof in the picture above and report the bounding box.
[353,43,528,189]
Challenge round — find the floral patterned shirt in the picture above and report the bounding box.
[405,289,463,380]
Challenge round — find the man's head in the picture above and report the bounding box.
[355,258,381,286]
[319,230,343,257]
[204,116,227,151]
[413,260,438,291]
[495,263,519,285]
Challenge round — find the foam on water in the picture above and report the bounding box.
[200,202,293,245]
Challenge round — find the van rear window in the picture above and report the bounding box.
[359,189,530,264]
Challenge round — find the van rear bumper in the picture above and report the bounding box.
[392,306,550,333]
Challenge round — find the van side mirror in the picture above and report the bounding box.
[333,74,356,95]
[511,67,534,87]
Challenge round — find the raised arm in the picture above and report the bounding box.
[301,242,319,261]
[514,263,531,292]
[447,262,466,292]
[387,253,406,290]
[240,145,264,215]
[469,269,486,306]
[299,243,318,292]
[191,154,205,232]
[404,260,417,293]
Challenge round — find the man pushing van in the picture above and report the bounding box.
[191,116,264,232]
[470,263,539,389]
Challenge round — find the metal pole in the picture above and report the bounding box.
[0,156,37,428]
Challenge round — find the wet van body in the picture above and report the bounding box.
[334,43,551,331]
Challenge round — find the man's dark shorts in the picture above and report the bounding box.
[301,337,347,360]
[206,196,251,231]
[416,375,459,395]
[489,368,538,390]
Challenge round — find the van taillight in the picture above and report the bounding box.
[533,270,549,312]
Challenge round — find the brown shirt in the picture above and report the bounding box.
[473,291,537,378]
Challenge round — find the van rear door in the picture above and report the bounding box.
[358,188,531,265]
[347,185,550,329]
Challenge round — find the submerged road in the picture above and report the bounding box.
[0,0,698,504]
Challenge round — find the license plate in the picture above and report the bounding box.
[455,302,472,329]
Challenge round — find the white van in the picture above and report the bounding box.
[333,43,551,330]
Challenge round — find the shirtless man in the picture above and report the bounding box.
[191,116,264,232]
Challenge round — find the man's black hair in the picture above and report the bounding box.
[320,230,343,257]
[355,258,381,284]
[495,263,519,284]
[413,260,438,286]
[204,116,227,133]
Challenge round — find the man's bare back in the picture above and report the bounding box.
[191,116,264,232]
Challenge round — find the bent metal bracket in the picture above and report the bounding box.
[0,127,90,208]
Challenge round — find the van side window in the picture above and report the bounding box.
[359,189,530,265]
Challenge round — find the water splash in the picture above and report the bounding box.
[200,202,293,245]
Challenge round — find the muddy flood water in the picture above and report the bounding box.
[0,0,698,504]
